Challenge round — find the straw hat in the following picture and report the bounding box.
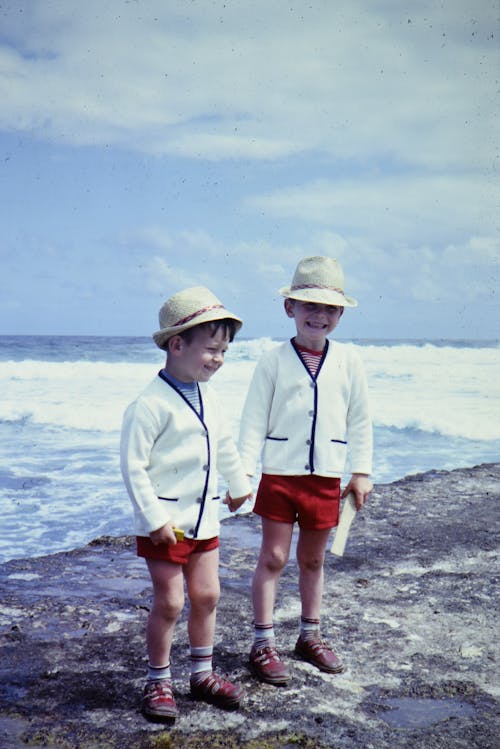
[279,256,357,307]
[153,286,243,350]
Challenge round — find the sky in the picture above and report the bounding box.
[0,0,498,341]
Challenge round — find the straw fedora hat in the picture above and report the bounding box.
[153,286,243,350]
[279,256,357,307]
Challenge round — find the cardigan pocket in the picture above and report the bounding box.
[326,439,347,470]
[158,496,179,502]
[263,435,289,468]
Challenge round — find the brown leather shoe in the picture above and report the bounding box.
[294,635,345,673]
[141,679,178,722]
[190,671,244,710]
[249,644,289,685]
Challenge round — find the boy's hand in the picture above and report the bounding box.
[224,491,253,513]
[342,474,373,511]
[149,522,177,546]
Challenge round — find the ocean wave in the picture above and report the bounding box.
[2,336,498,565]
[0,343,498,440]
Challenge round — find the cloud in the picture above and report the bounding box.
[143,256,202,294]
[349,235,499,305]
[1,1,498,339]
[0,1,497,169]
[126,226,499,309]
[165,133,300,161]
[244,174,500,245]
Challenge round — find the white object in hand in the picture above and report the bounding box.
[330,492,357,556]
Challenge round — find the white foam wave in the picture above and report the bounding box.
[361,344,500,440]
[0,342,499,440]
[1,340,499,564]
[0,360,153,432]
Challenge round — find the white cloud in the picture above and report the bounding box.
[0,1,496,169]
[1,1,498,339]
[165,133,300,160]
[143,256,201,294]
[457,236,500,265]
[244,174,500,245]
[128,226,498,309]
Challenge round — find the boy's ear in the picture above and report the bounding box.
[284,299,295,318]
[167,335,184,355]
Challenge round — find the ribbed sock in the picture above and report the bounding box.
[253,622,275,648]
[147,663,171,681]
[189,645,213,684]
[300,616,320,641]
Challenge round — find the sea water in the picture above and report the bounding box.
[0,336,498,563]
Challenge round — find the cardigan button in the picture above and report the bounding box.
[306,439,311,445]
[202,464,209,471]
[308,410,314,417]
[196,497,203,504]
[188,528,195,536]
[305,464,310,470]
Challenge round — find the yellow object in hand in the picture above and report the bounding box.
[173,528,185,541]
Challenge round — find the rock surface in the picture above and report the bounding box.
[1,463,499,748]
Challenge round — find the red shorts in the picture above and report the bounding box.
[136,535,219,565]
[253,474,340,530]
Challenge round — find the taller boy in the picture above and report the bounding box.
[239,256,373,684]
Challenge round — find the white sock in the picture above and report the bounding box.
[300,616,320,641]
[190,645,213,681]
[147,662,171,681]
[254,622,275,647]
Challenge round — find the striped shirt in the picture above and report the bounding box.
[295,342,324,378]
[160,370,201,414]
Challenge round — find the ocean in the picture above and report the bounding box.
[0,335,499,564]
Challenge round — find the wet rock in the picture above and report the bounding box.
[0,463,498,748]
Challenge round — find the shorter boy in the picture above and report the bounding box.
[239,256,372,685]
[121,286,252,721]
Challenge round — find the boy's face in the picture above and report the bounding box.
[285,299,343,349]
[165,326,230,383]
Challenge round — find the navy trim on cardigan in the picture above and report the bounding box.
[290,339,330,474]
[157,370,210,538]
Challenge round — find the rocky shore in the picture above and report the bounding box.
[1,463,498,748]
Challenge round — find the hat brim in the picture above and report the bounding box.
[279,286,357,308]
[153,308,243,351]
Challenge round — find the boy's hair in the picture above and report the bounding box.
[177,318,238,344]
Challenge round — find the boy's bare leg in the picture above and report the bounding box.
[296,527,331,618]
[248,518,293,685]
[146,559,185,667]
[184,547,220,646]
[294,527,345,673]
[185,547,245,707]
[252,518,294,623]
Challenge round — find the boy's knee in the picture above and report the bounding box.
[190,584,220,611]
[262,548,289,573]
[297,552,324,573]
[154,592,184,620]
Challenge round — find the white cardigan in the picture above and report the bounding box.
[238,339,372,478]
[121,373,252,539]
